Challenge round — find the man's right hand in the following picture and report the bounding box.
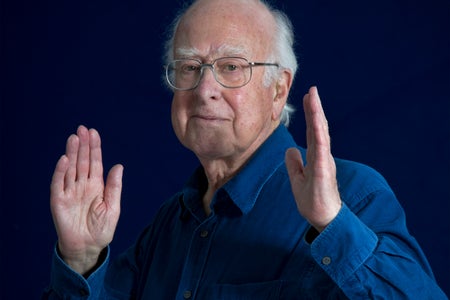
[50,125,123,275]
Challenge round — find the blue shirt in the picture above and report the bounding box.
[43,125,447,299]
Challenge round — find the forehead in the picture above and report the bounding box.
[175,45,250,60]
[173,0,275,59]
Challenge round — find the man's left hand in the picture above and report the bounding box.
[285,86,342,232]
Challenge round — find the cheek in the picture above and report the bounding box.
[232,88,273,124]
[171,97,187,136]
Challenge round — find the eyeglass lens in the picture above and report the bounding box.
[167,57,251,90]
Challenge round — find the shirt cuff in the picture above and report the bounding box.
[310,203,378,286]
[49,245,110,298]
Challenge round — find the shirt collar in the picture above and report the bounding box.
[180,125,297,218]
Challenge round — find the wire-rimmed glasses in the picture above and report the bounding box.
[165,57,279,91]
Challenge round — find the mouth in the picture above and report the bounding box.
[191,114,228,122]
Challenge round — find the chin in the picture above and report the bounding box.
[191,142,233,160]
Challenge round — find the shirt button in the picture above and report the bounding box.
[322,256,332,265]
[183,290,192,299]
[79,289,89,296]
[200,230,209,238]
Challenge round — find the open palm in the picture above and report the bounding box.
[50,125,123,274]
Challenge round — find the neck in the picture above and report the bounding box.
[198,121,280,215]
[200,159,241,215]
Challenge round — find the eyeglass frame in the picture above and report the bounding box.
[165,56,279,91]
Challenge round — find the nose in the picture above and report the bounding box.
[193,65,221,99]
[195,65,218,89]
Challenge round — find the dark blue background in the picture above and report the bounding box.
[1,0,449,299]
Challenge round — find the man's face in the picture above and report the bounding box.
[170,0,285,164]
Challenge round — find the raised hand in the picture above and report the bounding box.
[285,86,342,232]
[50,125,123,275]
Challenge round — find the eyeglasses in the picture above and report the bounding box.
[165,57,279,91]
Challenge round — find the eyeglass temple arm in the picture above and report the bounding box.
[249,62,279,67]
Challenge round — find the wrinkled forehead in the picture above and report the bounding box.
[174,45,250,60]
[173,0,275,60]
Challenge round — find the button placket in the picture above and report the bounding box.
[177,218,217,299]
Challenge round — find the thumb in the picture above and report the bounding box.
[285,147,305,182]
[104,164,124,212]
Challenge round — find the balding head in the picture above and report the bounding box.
[174,0,277,61]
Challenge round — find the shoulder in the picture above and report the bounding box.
[334,157,395,210]
[335,158,389,188]
[136,193,182,238]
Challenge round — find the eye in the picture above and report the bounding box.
[181,64,200,72]
[224,64,238,71]
[219,60,244,73]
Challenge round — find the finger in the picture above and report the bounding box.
[104,164,124,214]
[51,155,69,196]
[303,92,314,154]
[76,125,90,182]
[285,147,305,181]
[303,87,331,166]
[64,134,79,190]
[88,128,103,180]
[305,86,330,150]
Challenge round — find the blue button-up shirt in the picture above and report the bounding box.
[43,125,447,299]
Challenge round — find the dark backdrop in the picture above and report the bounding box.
[1,0,449,299]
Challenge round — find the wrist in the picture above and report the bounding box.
[57,242,105,277]
[310,200,342,233]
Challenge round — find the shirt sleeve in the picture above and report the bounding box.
[310,190,448,299]
[41,246,110,299]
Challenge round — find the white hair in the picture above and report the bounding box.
[163,0,299,126]
[262,1,298,126]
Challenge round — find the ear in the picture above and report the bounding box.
[272,69,293,121]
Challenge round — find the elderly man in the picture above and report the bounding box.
[43,0,446,299]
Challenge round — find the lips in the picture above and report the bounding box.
[194,115,224,121]
[191,112,228,122]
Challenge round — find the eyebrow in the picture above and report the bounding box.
[175,45,250,59]
[175,47,200,58]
